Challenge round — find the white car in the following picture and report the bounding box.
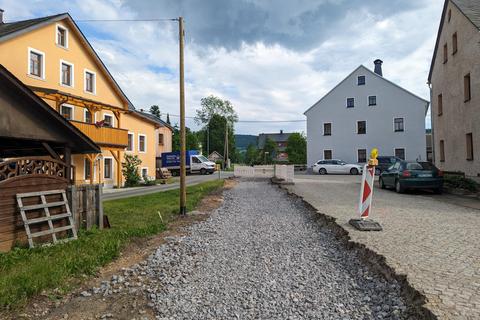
[312,159,363,175]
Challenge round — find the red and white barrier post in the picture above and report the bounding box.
[349,148,382,231]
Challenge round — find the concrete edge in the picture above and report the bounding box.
[277,184,438,320]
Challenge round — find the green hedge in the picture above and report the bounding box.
[444,175,479,192]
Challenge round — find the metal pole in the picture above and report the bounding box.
[178,16,187,215]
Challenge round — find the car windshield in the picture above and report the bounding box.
[197,155,209,162]
[339,161,346,165]
[406,163,424,170]
[418,162,436,170]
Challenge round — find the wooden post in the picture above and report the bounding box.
[178,16,187,215]
[117,150,122,188]
[96,184,104,229]
[64,146,72,182]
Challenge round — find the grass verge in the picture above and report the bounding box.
[0,179,224,310]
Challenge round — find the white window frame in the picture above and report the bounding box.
[323,149,333,160]
[141,167,148,180]
[59,59,74,87]
[368,95,377,106]
[27,47,45,80]
[346,97,355,108]
[356,120,367,134]
[138,134,147,153]
[357,148,368,163]
[84,68,96,94]
[323,122,332,136]
[55,23,69,49]
[84,108,96,123]
[357,75,366,85]
[393,117,405,132]
[60,104,74,120]
[103,157,114,180]
[103,113,114,127]
[394,148,406,160]
[127,132,135,152]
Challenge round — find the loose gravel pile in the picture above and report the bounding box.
[90,180,413,319]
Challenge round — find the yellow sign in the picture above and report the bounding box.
[368,148,379,166]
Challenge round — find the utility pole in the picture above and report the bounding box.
[178,16,186,215]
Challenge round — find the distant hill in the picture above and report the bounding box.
[235,134,258,151]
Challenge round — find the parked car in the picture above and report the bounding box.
[376,156,402,175]
[379,161,443,193]
[313,159,363,175]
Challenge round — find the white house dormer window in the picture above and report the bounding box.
[56,24,68,48]
[357,76,365,85]
[60,60,74,87]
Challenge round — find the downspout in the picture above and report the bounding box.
[428,81,435,164]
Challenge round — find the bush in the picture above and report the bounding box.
[122,154,142,187]
[444,175,479,192]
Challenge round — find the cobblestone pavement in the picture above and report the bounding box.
[287,174,480,319]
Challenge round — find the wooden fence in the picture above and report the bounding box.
[67,184,104,231]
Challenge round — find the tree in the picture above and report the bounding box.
[195,95,238,164]
[172,124,200,152]
[166,113,171,125]
[195,95,238,125]
[122,154,142,187]
[286,132,307,164]
[245,144,259,165]
[201,114,235,160]
[262,138,277,164]
[149,105,161,118]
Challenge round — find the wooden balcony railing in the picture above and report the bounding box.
[70,121,128,148]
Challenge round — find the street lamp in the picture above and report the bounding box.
[264,151,269,165]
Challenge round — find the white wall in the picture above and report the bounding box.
[305,65,428,166]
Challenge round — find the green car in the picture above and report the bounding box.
[379,161,444,194]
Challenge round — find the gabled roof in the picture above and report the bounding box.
[131,110,173,131]
[304,65,429,116]
[428,0,480,82]
[0,64,100,156]
[258,132,292,149]
[0,13,133,109]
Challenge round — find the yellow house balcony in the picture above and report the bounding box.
[70,121,128,148]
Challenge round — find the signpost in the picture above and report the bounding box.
[349,148,382,231]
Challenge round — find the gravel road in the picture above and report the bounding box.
[94,180,414,319]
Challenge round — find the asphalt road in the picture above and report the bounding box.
[102,171,233,201]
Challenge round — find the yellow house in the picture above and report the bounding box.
[0,12,160,187]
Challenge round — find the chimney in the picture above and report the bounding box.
[374,59,383,76]
[280,129,283,134]
[0,9,4,24]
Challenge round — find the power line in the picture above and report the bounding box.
[164,113,305,123]
[76,18,178,22]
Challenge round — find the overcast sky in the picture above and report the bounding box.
[0,0,443,135]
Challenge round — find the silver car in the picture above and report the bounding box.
[312,159,363,175]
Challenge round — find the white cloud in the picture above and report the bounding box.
[0,0,443,133]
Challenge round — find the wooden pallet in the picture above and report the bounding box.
[16,189,77,248]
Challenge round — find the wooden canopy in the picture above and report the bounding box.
[0,64,100,158]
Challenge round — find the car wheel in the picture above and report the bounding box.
[379,177,386,189]
[350,168,359,175]
[319,168,327,175]
[395,180,404,193]
[375,168,381,176]
[200,168,207,175]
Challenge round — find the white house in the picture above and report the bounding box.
[304,60,429,167]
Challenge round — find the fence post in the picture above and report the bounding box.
[96,184,104,229]
[69,184,80,232]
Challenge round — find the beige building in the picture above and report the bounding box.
[0,11,169,186]
[428,0,480,178]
